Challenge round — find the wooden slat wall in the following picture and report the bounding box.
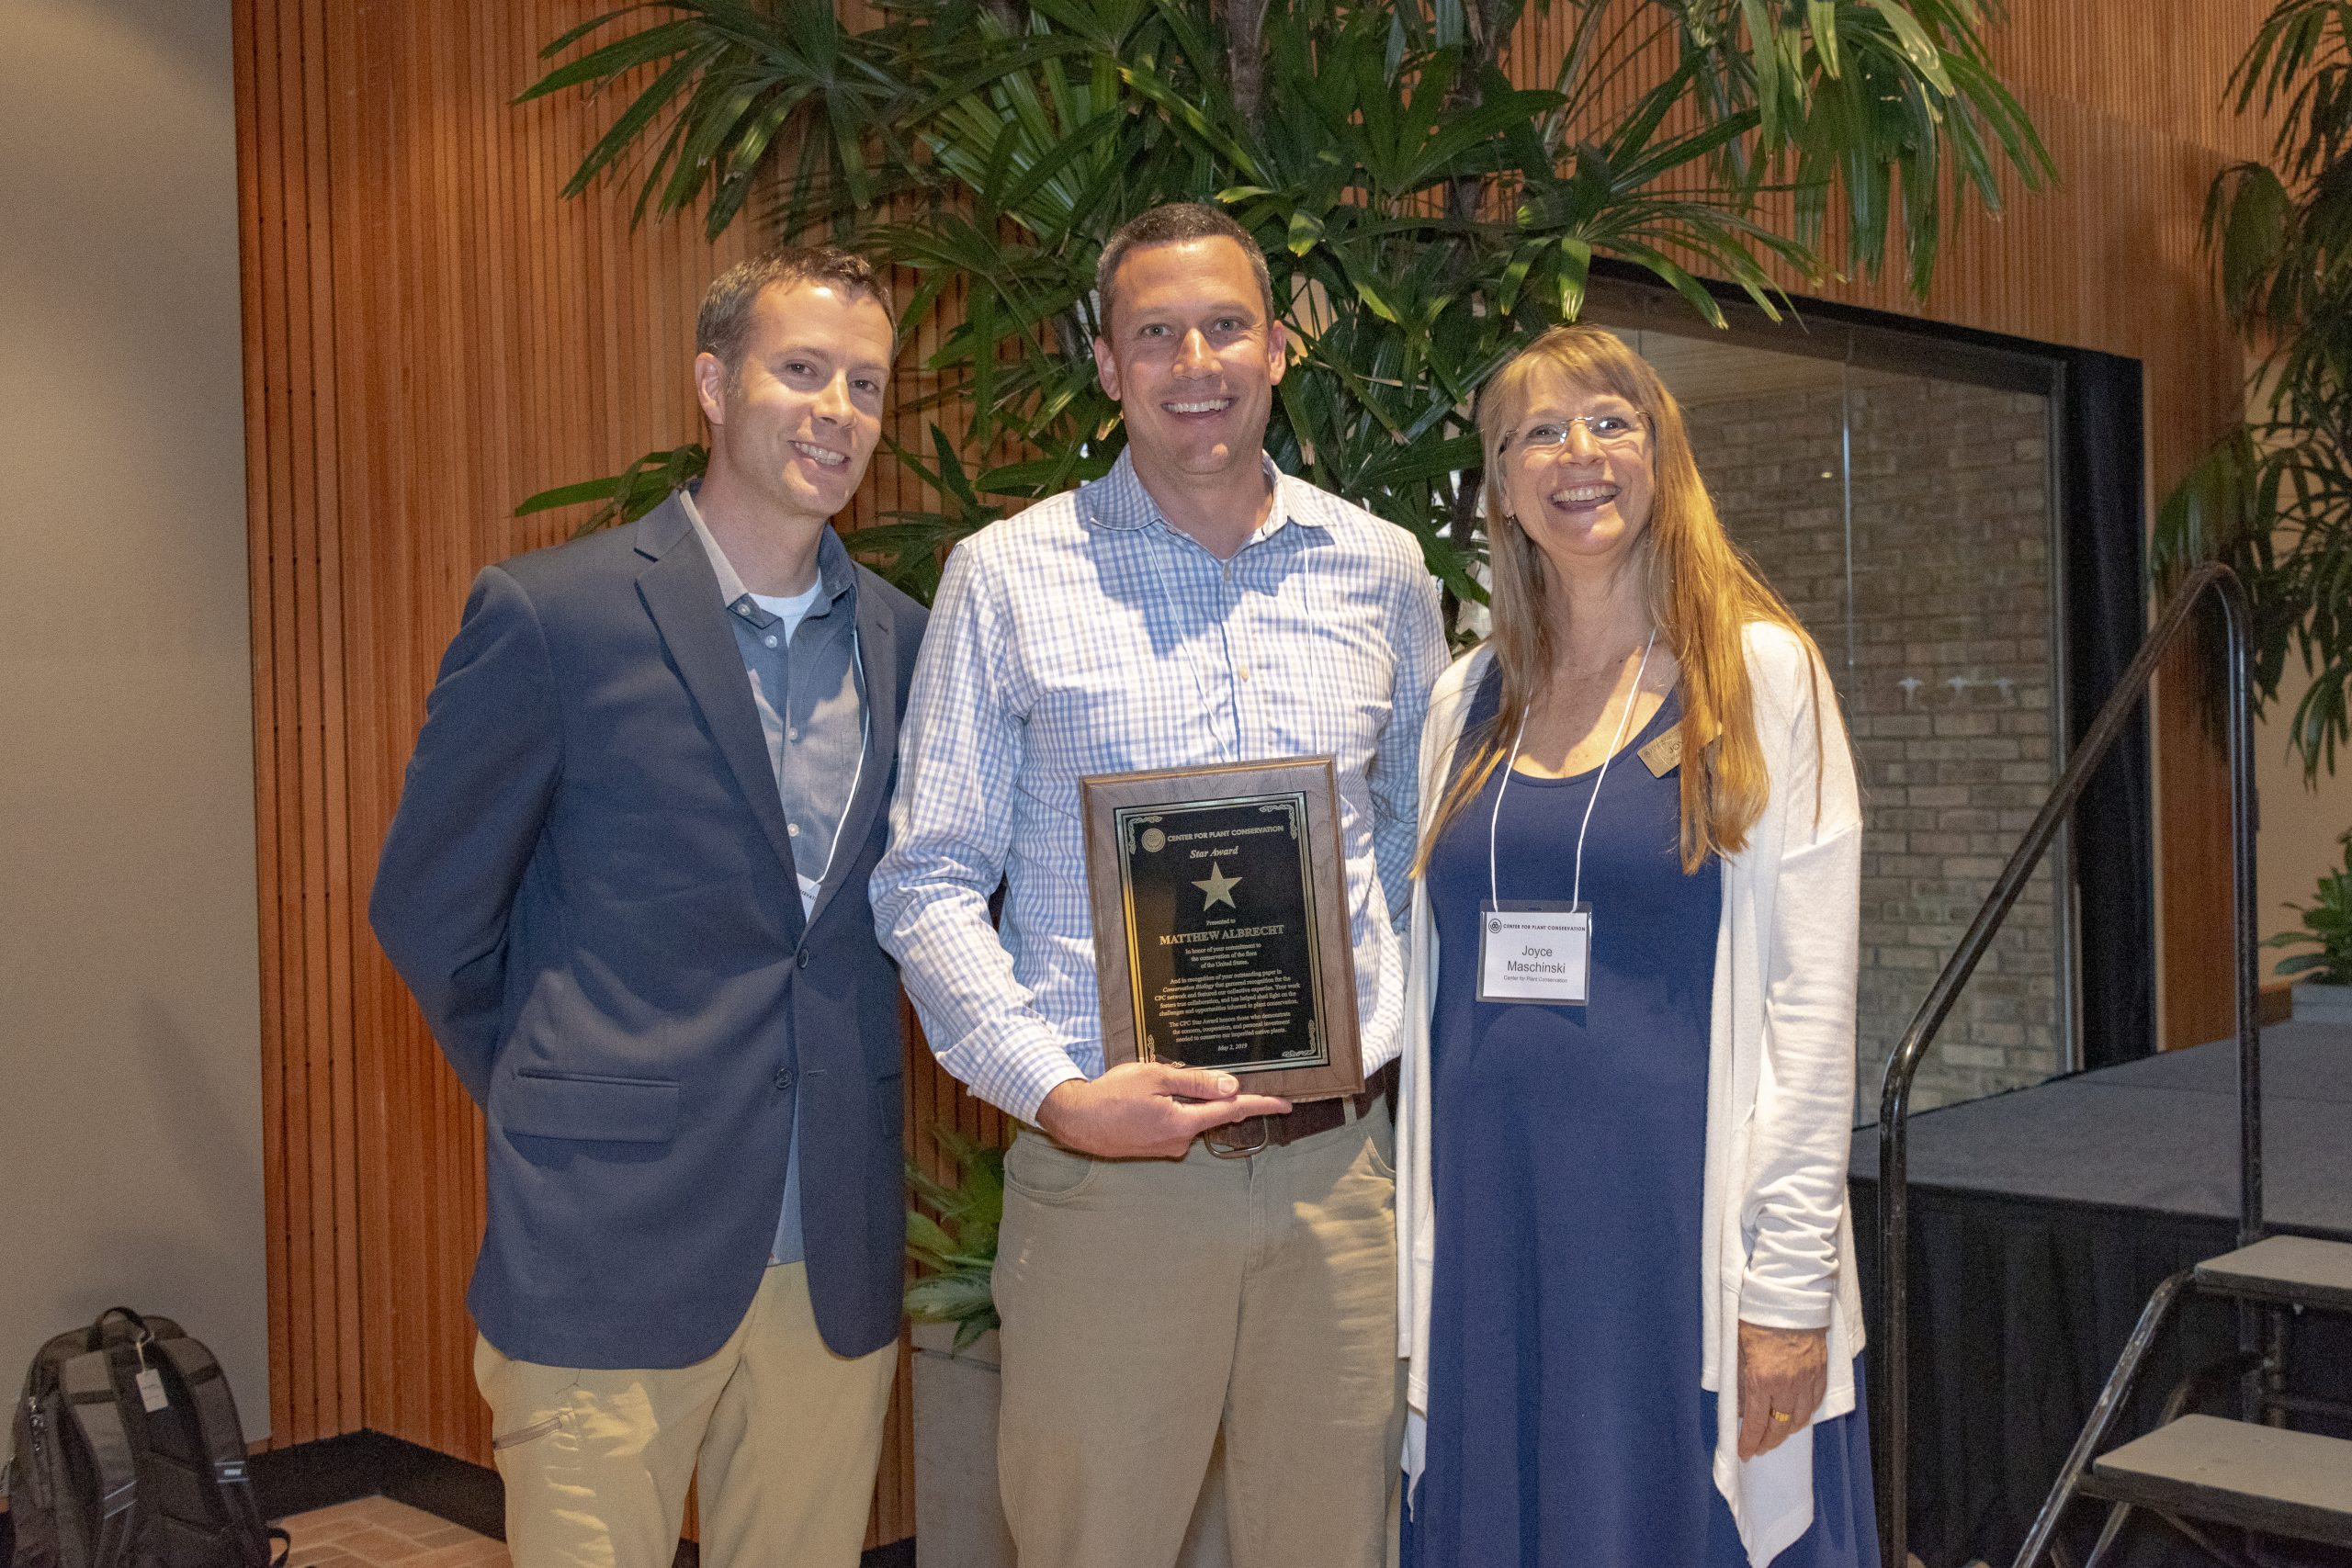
[231,0,987,1544]
[236,0,2268,1545]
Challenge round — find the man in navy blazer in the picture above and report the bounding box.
[369,246,925,1568]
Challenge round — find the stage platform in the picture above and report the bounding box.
[1854,1021,2352,1240]
[1848,1021,2352,1568]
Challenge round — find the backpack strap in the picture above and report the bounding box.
[86,1309,151,1356]
[155,1337,275,1563]
[59,1350,136,1568]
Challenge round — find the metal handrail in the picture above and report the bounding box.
[1871,562,2260,1568]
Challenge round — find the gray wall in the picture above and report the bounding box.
[1,0,269,1445]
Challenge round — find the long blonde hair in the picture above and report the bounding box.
[1421,324,1826,874]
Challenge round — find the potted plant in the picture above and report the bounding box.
[906,1126,1003,1353]
[903,1130,1019,1566]
[2267,829,2352,1022]
[905,1130,1228,1566]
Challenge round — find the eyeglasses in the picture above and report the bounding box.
[1504,412,1645,452]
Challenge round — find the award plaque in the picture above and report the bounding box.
[1081,756,1363,1102]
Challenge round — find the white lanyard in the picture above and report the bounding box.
[1487,626,1657,909]
[795,623,869,917]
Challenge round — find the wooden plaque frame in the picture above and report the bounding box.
[1080,755,1364,1102]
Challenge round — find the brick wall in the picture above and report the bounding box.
[1683,375,2062,1115]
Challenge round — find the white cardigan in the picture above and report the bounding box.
[1396,625,1867,1568]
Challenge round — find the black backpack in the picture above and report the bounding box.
[6,1309,287,1568]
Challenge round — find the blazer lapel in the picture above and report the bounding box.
[632,498,808,942]
[804,570,898,931]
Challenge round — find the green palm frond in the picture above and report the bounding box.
[903,1124,1007,1348]
[2265,829,2352,983]
[2155,0,2352,776]
[519,0,2052,620]
[515,444,709,536]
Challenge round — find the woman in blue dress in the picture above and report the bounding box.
[1395,325,1879,1568]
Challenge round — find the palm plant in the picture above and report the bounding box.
[904,1125,1005,1349]
[2266,827,2352,984]
[515,0,2049,608]
[2158,0,2352,778]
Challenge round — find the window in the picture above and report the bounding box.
[1589,302,2076,1120]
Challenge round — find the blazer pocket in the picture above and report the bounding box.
[501,1069,681,1144]
[872,1069,904,1140]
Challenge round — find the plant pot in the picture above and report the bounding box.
[910,1321,1231,1567]
[2291,980,2352,1024]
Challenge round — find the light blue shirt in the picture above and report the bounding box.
[684,491,864,1267]
[872,449,1447,1123]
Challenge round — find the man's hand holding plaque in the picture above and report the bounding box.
[1035,1063,1294,1159]
[1081,756,1366,1105]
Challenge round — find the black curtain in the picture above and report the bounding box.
[1851,1179,2352,1568]
[2056,348,2157,1068]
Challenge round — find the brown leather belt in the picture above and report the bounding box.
[1203,1061,1399,1158]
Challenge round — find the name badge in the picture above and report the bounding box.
[1477,902,1591,1005]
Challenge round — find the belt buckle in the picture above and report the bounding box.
[1206,1114,1270,1159]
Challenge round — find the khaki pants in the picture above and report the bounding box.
[994,1103,1404,1568]
[474,1261,894,1568]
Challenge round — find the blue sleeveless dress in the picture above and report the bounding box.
[1404,669,1878,1568]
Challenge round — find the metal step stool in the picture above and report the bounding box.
[2012,1235,2352,1566]
[2195,1236,2352,1314]
[1874,570,2350,1568]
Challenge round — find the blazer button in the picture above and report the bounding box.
[796,950,810,969]
[774,1067,795,1092]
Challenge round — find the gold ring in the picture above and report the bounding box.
[1770,1411,1792,1423]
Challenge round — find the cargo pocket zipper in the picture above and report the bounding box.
[492,1411,569,1450]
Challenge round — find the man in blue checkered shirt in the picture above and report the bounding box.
[873,202,1446,1567]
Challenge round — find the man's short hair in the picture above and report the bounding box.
[1094,203,1274,340]
[695,245,898,382]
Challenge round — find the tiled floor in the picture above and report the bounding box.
[277,1495,509,1567]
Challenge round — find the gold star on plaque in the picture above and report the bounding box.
[1193,862,1241,910]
